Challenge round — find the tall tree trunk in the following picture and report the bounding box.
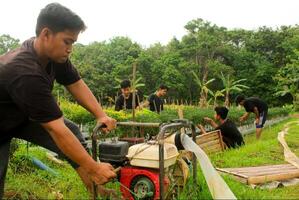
[200,60,209,108]
[224,91,230,108]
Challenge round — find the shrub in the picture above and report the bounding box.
[59,100,291,132]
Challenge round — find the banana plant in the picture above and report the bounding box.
[192,71,215,108]
[219,72,249,107]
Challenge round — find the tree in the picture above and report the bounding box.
[0,34,20,54]
[274,50,299,111]
[182,19,231,105]
[219,72,249,107]
[208,90,224,108]
[192,71,215,108]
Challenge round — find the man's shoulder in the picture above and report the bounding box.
[219,119,236,129]
[148,93,155,99]
[116,94,124,101]
[225,119,237,126]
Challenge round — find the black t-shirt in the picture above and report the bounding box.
[216,119,244,148]
[0,38,80,134]
[115,93,140,111]
[243,97,268,113]
[148,93,164,113]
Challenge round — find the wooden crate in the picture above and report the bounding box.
[217,164,299,184]
[196,130,225,154]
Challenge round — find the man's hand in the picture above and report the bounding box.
[97,116,117,132]
[255,118,260,125]
[87,162,116,185]
[203,117,213,123]
[240,115,248,122]
[240,116,245,122]
[197,124,207,134]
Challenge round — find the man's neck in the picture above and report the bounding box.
[123,93,130,99]
[33,38,49,66]
[219,118,227,124]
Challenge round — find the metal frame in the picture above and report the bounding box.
[91,120,197,200]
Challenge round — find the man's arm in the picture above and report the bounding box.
[197,124,207,134]
[41,117,116,184]
[66,79,116,130]
[253,107,260,123]
[240,112,250,122]
[114,96,122,111]
[203,117,218,128]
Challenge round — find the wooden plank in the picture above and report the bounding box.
[240,169,299,177]
[220,164,295,173]
[248,171,299,184]
[196,135,220,143]
[198,140,221,148]
[218,171,248,184]
[197,131,220,139]
[226,167,298,176]
[204,144,222,152]
[218,131,225,151]
[234,166,299,173]
[216,168,249,178]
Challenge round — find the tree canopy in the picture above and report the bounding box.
[1,18,298,107]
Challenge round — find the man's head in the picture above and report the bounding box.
[235,95,246,106]
[156,84,168,97]
[120,80,131,98]
[35,3,86,63]
[214,106,229,121]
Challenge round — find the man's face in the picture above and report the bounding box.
[239,100,245,106]
[158,89,167,97]
[121,87,131,98]
[45,29,79,63]
[214,113,220,121]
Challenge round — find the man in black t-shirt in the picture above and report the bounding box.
[144,85,168,113]
[0,3,117,198]
[198,106,244,148]
[115,80,141,111]
[236,95,268,140]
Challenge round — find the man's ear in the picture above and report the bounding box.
[39,28,52,40]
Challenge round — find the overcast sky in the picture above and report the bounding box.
[1,0,299,47]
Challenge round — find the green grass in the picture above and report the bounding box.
[4,117,299,199]
[180,117,299,200]
[285,121,299,158]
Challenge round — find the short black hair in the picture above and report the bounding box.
[235,95,245,106]
[214,106,229,119]
[36,3,86,36]
[158,84,169,90]
[120,79,131,89]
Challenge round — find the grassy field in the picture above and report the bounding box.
[4,116,299,199]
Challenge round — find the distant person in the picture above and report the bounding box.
[198,106,244,148]
[235,95,268,140]
[144,85,168,113]
[115,80,141,111]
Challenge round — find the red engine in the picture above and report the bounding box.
[120,166,170,200]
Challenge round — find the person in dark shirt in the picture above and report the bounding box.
[115,79,141,111]
[0,3,117,198]
[235,95,268,140]
[146,85,168,113]
[198,106,244,148]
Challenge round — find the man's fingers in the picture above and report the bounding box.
[94,176,108,185]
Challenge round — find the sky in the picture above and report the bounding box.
[1,0,299,47]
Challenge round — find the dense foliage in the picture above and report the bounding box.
[1,18,298,108]
[59,99,291,137]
